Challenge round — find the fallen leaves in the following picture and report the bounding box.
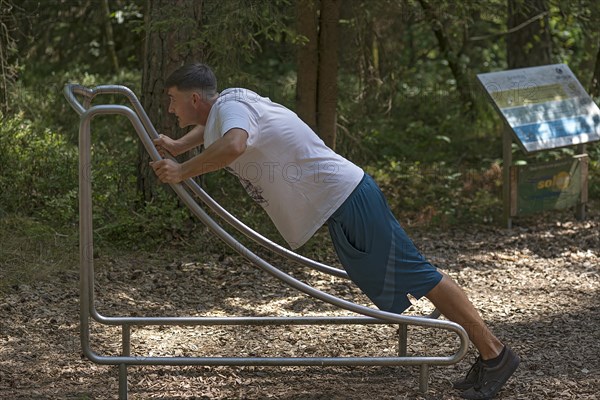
[1,207,599,399]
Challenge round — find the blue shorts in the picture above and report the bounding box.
[327,174,442,314]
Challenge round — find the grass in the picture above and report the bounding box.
[0,215,79,294]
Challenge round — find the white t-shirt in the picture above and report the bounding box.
[204,88,364,249]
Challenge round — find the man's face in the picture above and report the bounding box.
[167,87,202,128]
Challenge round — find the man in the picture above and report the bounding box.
[150,63,519,399]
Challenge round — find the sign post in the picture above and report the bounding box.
[502,127,513,228]
[477,64,600,228]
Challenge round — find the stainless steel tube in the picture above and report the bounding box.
[65,84,469,394]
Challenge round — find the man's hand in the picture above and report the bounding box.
[150,128,248,183]
[150,159,183,184]
[153,134,182,157]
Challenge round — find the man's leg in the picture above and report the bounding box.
[426,271,520,399]
[424,271,503,360]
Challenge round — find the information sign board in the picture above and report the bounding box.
[510,156,587,216]
[478,64,600,153]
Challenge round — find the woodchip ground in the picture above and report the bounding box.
[1,207,598,399]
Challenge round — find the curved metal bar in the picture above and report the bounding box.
[185,178,351,279]
[76,103,468,350]
[65,84,440,312]
[67,83,445,320]
[64,84,93,115]
[64,84,350,279]
[68,86,469,397]
[82,105,440,329]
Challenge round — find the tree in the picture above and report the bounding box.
[295,0,341,149]
[295,0,319,132]
[586,0,600,97]
[316,0,341,149]
[101,0,119,73]
[416,0,477,113]
[592,45,600,98]
[506,0,552,69]
[0,0,18,113]
[138,0,203,203]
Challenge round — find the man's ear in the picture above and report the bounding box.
[191,92,201,106]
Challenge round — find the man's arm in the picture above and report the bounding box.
[153,124,205,157]
[151,128,248,183]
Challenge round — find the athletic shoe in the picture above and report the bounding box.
[460,346,520,399]
[453,356,483,390]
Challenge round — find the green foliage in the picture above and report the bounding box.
[1,0,598,255]
[588,143,600,198]
[14,0,144,76]
[0,214,78,294]
[367,160,503,227]
[91,187,197,250]
[10,67,141,141]
[199,0,298,108]
[0,98,200,250]
[338,76,503,166]
[549,0,600,81]
[0,113,78,224]
[0,0,19,114]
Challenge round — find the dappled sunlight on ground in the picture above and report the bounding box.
[1,206,598,399]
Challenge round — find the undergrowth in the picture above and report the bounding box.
[1,83,598,292]
[0,215,78,293]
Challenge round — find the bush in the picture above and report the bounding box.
[588,143,600,199]
[1,67,215,249]
[3,62,596,253]
[366,159,503,227]
[10,67,141,142]
[0,106,199,250]
[0,113,78,225]
[0,215,78,293]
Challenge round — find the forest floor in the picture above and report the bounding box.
[0,206,599,399]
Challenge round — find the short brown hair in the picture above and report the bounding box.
[165,63,217,95]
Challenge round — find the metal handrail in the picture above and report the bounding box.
[65,84,447,323]
[75,100,455,331]
[65,84,350,279]
[65,83,467,397]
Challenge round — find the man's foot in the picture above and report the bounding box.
[460,346,520,399]
[453,356,483,390]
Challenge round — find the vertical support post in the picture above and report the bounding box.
[419,364,429,393]
[119,325,131,400]
[575,144,587,220]
[398,324,408,357]
[502,128,513,229]
[509,165,518,218]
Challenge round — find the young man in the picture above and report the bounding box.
[150,63,519,399]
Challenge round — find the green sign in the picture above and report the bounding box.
[511,157,585,216]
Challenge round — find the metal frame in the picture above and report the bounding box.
[64,84,469,399]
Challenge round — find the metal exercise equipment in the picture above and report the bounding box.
[64,84,469,399]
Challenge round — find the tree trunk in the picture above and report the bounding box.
[138,0,203,203]
[295,0,341,149]
[417,0,475,112]
[101,0,119,73]
[317,0,341,149]
[0,0,17,113]
[506,0,552,69]
[356,4,378,105]
[591,44,600,98]
[295,0,319,132]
